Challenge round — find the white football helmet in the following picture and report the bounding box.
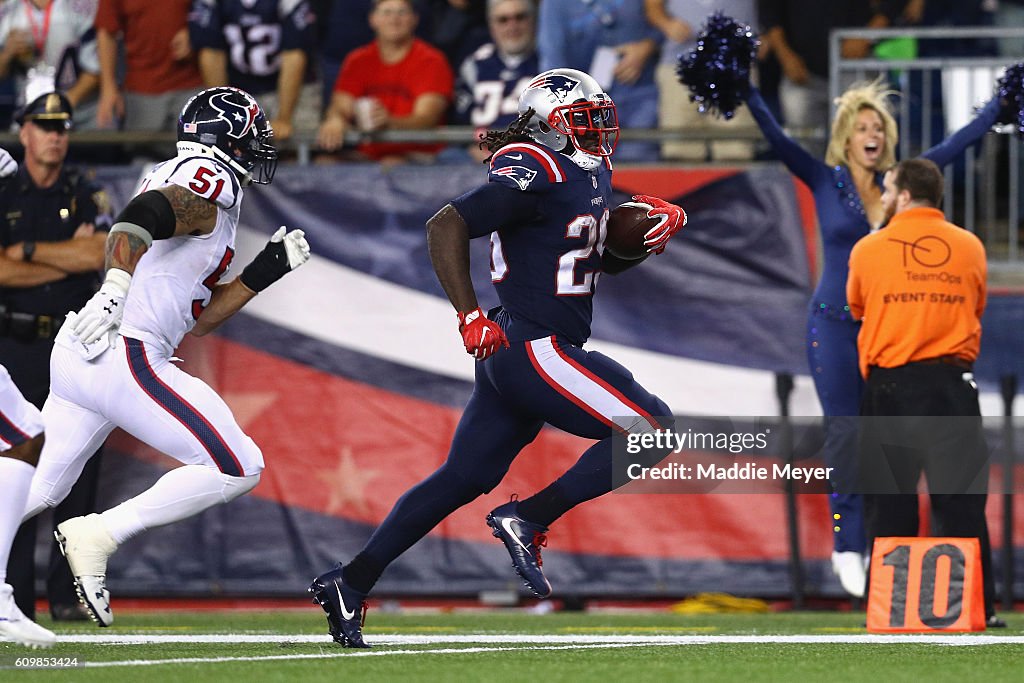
[518,68,619,171]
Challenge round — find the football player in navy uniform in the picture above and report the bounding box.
[189,0,318,140]
[309,68,686,648]
[453,0,539,162]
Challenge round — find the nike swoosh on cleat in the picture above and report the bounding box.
[501,518,530,552]
[336,583,356,621]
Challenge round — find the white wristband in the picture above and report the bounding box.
[104,268,132,295]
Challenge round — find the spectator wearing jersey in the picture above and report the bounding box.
[189,0,319,141]
[95,0,202,131]
[0,0,100,129]
[317,0,453,164]
[453,0,538,163]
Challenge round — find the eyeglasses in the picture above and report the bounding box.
[493,12,530,25]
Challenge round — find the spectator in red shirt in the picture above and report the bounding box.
[317,0,453,163]
[94,0,203,131]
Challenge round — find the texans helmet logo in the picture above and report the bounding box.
[493,165,538,191]
[207,91,259,139]
[528,74,580,103]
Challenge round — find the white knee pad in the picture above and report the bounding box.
[220,471,260,503]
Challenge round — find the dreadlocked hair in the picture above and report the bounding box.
[479,108,536,162]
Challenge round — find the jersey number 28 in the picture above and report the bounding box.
[490,209,608,296]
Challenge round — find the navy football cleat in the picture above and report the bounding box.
[308,564,370,648]
[486,499,552,598]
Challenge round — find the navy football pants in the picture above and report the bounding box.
[361,336,670,568]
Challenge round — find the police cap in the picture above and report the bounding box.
[15,91,73,130]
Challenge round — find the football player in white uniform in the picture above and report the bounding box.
[21,87,311,627]
[0,364,54,648]
[0,145,56,648]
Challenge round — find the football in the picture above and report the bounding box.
[605,202,659,260]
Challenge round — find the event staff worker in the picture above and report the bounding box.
[847,157,1002,627]
[0,90,112,621]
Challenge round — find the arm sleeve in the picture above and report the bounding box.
[93,0,122,34]
[335,50,364,96]
[747,86,828,186]
[449,183,541,239]
[453,57,475,124]
[974,236,987,318]
[414,48,454,100]
[188,0,225,51]
[279,0,316,51]
[922,98,1001,168]
[846,242,865,320]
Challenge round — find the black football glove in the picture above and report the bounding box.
[240,226,311,292]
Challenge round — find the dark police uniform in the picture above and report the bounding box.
[0,92,113,620]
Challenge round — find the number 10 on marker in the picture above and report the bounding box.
[867,537,986,632]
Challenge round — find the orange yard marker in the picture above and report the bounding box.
[867,537,985,632]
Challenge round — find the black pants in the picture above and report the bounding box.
[0,336,103,619]
[859,362,996,617]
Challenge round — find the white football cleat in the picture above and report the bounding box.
[55,514,118,627]
[0,583,56,648]
[832,550,867,598]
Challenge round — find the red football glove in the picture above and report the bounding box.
[633,194,687,254]
[457,308,509,360]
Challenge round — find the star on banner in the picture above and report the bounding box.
[315,446,380,516]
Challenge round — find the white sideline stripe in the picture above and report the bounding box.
[232,227,823,417]
[57,633,1024,645]
[77,643,654,669]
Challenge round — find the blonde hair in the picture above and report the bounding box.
[825,78,898,169]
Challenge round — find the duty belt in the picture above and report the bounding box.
[0,306,66,341]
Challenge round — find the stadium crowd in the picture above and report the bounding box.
[0,0,1018,162]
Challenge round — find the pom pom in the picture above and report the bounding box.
[676,12,759,120]
[996,62,1024,137]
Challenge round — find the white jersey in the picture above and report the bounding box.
[118,154,243,356]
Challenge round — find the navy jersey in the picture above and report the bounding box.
[452,142,613,346]
[454,44,538,128]
[189,0,316,96]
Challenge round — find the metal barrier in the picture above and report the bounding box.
[831,26,1024,267]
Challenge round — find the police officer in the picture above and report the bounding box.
[0,90,112,621]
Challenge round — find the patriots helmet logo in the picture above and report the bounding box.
[493,165,538,191]
[207,90,259,139]
[527,74,581,103]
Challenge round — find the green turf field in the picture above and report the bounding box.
[3,609,1024,681]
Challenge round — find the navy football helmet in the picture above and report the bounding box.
[177,87,278,185]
